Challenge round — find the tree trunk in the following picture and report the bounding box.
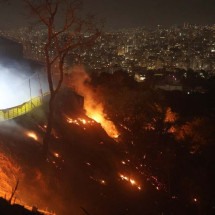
[43,54,65,157]
[43,93,55,157]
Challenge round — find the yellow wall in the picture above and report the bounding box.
[0,96,42,121]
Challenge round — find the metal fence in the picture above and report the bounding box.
[0,96,42,121]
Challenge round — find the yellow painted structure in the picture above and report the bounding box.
[0,96,42,121]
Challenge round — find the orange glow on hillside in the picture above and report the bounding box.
[0,149,55,215]
[119,173,142,191]
[0,151,20,198]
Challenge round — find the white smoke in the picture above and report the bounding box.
[0,61,48,109]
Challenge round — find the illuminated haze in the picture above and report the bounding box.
[0,61,48,109]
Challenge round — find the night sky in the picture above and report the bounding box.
[0,0,215,29]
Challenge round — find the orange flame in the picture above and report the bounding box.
[85,101,119,138]
[68,65,119,139]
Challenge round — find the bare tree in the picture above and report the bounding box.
[24,0,100,156]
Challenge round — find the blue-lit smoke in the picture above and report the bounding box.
[0,63,49,109]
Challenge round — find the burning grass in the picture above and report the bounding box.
[68,65,119,139]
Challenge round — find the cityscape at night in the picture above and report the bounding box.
[0,1,215,215]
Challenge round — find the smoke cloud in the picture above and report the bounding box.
[0,59,49,109]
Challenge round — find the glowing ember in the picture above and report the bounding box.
[119,174,142,191]
[130,179,136,185]
[89,176,107,186]
[66,116,95,126]
[25,131,38,141]
[66,113,119,139]
[121,161,126,165]
[193,197,198,203]
[100,180,106,185]
[79,118,87,124]
[53,152,60,158]
[120,157,165,191]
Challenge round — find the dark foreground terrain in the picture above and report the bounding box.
[0,197,43,215]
